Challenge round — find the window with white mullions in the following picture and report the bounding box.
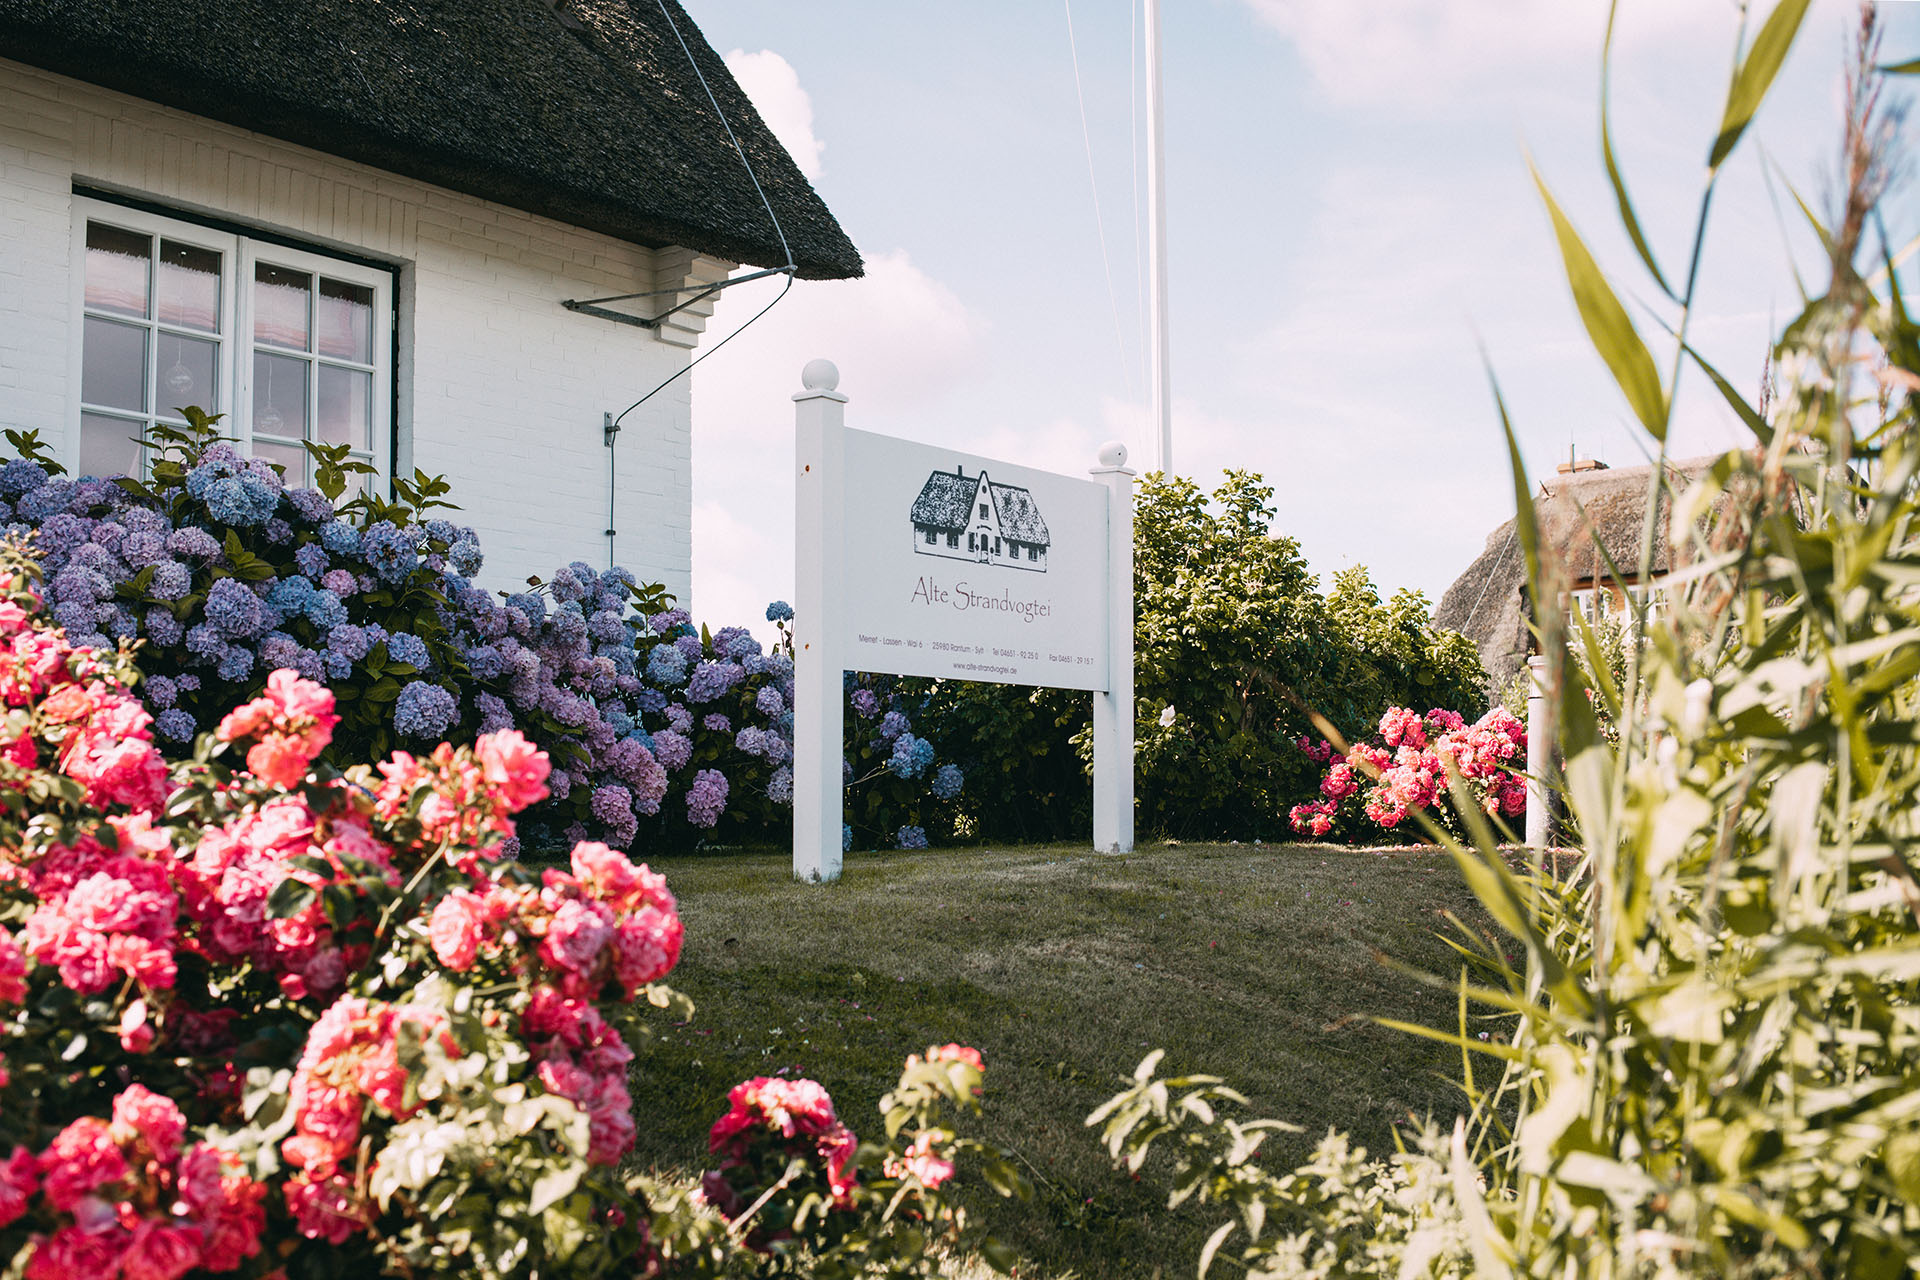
[71,196,393,494]
[78,218,231,478]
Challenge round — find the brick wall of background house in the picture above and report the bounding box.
[0,59,734,606]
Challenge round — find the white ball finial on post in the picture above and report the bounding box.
[800,358,841,395]
[1097,441,1129,470]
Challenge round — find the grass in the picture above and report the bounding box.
[620,842,1499,1278]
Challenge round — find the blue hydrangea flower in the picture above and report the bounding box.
[932,763,964,801]
[386,631,430,670]
[19,482,71,523]
[154,708,196,742]
[203,476,265,527]
[184,443,241,499]
[320,520,361,557]
[637,688,669,714]
[766,600,794,622]
[394,680,457,739]
[205,577,265,638]
[305,590,346,631]
[549,603,588,648]
[887,733,935,780]
[768,765,793,804]
[423,519,458,545]
[216,645,255,681]
[264,518,294,544]
[361,521,417,583]
[587,609,628,644]
[504,592,546,629]
[756,685,785,717]
[0,459,45,498]
[324,651,353,680]
[448,538,482,578]
[879,710,909,742]
[646,644,689,687]
[742,653,769,676]
[266,575,316,615]
[842,823,853,853]
[896,826,928,850]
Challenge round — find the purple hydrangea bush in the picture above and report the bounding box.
[2,416,964,852]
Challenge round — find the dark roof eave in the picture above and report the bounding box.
[0,3,865,282]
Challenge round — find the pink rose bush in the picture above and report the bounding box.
[695,1044,1029,1271]
[1289,706,1528,840]
[0,538,1025,1279]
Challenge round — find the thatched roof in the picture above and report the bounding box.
[910,471,977,531]
[989,481,1048,545]
[1434,459,1714,692]
[0,0,863,280]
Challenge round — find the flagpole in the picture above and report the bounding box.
[1144,0,1172,477]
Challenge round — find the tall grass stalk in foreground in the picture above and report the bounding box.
[1091,4,1920,1275]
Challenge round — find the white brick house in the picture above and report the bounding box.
[0,0,861,604]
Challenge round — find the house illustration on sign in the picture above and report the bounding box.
[909,466,1050,572]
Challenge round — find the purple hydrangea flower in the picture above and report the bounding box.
[145,608,184,647]
[0,459,45,498]
[686,659,742,704]
[879,710,909,742]
[648,608,690,636]
[756,685,785,717]
[326,624,371,661]
[896,826,928,850]
[166,527,221,562]
[294,542,330,578]
[685,768,729,828]
[264,518,293,544]
[361,520,417,583]
[850,688,880,719]
[590,785,639,845]
[651,728,692,771]
[449,538,482,578]
[321,568,357,598]
[767,765,793,804]
[702,713,731,733]
[932,763,964,800]
[143,675,178,709]
[673,634,704,662]
[476,691,514,734]
[287,488,333,523]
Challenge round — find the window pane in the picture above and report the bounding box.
[253,263,311,349]
[252,438,306,485]
[157,241,221,332]
[252,352,308,440]
[317,279,373,362]
[317,365,371,448]
[156,333,219,420]
[79,413,142,479]
[81,317,148,411]
[84,223,150,317]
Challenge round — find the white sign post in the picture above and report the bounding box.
[791,359,1135,881]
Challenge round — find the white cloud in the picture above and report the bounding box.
[724,48,825,180]
[1241,0,1730,108]
[690,250,985,626]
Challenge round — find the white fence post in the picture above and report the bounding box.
[1091,442,1136,853]
[1525,652,1550,848]
[793,359,848,881]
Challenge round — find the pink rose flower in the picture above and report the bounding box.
[429,891,485,971]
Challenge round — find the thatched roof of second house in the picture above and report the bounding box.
[0,0,863,279]
[1434,459,1714,692]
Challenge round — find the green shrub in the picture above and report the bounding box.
[918,472,1485,841]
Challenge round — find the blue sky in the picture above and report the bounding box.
[678,0,1919,628]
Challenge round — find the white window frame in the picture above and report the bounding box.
[68,196,393,494]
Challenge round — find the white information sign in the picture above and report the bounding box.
[840,429,1111,691]
[791,360,1135,881]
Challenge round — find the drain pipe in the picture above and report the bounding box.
[603,411,620,569]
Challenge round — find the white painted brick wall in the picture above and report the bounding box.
[0,58,733,608]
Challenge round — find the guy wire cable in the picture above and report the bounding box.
[607,0,801,432]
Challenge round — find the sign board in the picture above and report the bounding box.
[838,428,1111,691]
[791,359,1134,881]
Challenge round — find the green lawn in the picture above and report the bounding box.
[622,842,1498,1277]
